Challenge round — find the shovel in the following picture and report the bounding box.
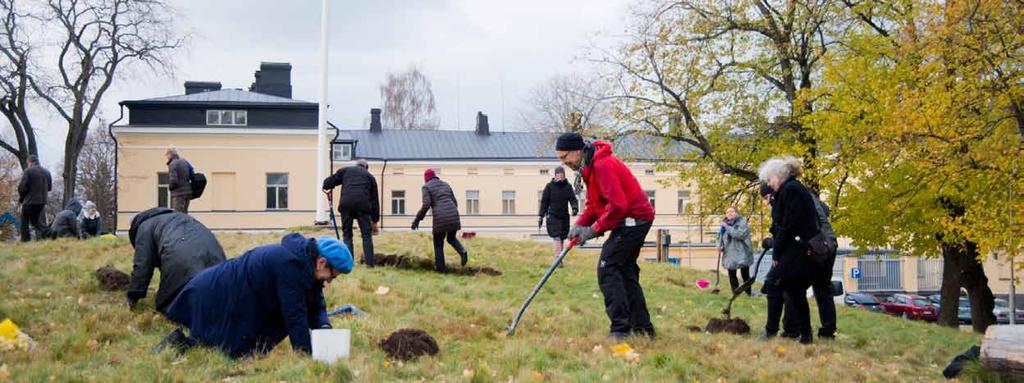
[506,237,580,336]
[323,190,341,240]
[722,247,771,318]
[711,247,722,294]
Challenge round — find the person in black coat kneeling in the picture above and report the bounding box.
[758,156,820,345]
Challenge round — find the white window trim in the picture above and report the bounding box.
[266,173,289,210]
[206,110,248,126]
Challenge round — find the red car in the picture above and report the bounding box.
[881,294,938,321]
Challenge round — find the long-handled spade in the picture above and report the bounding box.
[506,238,581,336]
[323,190,341,240]
[711,247,723,294]
[722,247,771,318]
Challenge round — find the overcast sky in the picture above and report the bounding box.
[27,0,631,167]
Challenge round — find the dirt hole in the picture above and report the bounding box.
[704,317,751,335]
[379,328,440,361]
[372,254,502,276]
[95,265,130,291]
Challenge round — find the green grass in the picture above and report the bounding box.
[0,231,985,382]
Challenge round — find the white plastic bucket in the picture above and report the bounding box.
[311,329,351,363]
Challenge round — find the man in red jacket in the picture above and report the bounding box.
[556,132,656,340]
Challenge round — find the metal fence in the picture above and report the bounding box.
[858,254,904,292]
[917,258,944,292]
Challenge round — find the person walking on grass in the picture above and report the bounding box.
[17,155,51,241]
[539,166,579,260]
[158,233,351,358]
[719,205,754,296]
[322,159,380,267]
[759,156,819,345]
[556,132,656,341]
[165,147,193,214]
[126,207,227,315]
[411,168,468,272]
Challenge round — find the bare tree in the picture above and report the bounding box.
[519,73,618,134]
[0,148,19,240]
[0,0,40,169]
[76,122,114,232]
[30,0,184,205]
[379,66,439,130]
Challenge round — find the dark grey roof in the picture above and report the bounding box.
[338,129,692,161]
[122,89,315,106]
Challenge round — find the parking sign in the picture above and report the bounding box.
[851,267,862,279]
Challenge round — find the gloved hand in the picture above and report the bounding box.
[411,219,420,231]
[538,216,544,229]
[568,225,598,244]
[571,209,579,216]
[372,222,380,235]
[762,237,774,250]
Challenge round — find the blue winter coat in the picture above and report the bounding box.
[164,233,330,358]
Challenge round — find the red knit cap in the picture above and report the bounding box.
[424,168,436,182]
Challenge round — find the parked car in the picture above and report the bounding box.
[844,293,883,312]
[881,294,938,321]
[957,298,972,324]
[993,298,1024,324]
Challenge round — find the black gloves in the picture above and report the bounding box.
[762,237,774,250]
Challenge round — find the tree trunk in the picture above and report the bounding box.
[62,126,87,205]
[944,239,997,332]
[938,245,963,327]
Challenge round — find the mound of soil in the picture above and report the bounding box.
[685,325,704,333]
[95,266,130,291]
[373,254,502,276]
[379,328,440,361]
[704,317,751,335]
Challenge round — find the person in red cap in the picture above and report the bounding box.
[412,168,468,272]
[555,132,656,340]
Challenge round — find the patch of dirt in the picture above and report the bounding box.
[372,254,502,276]
[685,325,704,333]
[95,265,130,291]
[379,328,440,361]
[704,317,751,335]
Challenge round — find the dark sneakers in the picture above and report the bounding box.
[799,334,813,345]
[153,327,196,355]
[608,332,630,342]
[757,333,776,341]
[460,251,468,267]
[780,332,800,339]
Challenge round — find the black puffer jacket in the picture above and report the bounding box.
[322,165,380,222]
[415,177,461,234]
[18,164,52,206]
[49,199,82,239]
[540,178,578,218]
[771,177,819,282]
[167,155,193,198]
[128,207,227,313]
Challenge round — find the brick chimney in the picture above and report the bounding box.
[248,62,292,98]
[475,112,489,136]
[369,108,382,133]
[184,81,221,95]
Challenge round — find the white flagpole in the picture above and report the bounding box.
[315,0,330,224]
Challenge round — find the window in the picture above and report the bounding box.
[206,110,247,126]
[677,190,691,214]
[332,143,352,161]
[645,190,656,210]
[466,190,480,215]
[391,191,405,215]
[645,169,655,176]
[502,191,516,215]
[266,173,289,209]
[539,168,549,176]
[157,172,170,208]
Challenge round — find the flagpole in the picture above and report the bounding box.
[315,0,330,224]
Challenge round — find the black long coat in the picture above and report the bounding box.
[539,178,578,239]
[770,177,819,283]
[416,177,461,234]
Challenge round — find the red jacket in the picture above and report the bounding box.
[575,141,655,233]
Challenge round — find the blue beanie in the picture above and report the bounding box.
[316,236,353,274]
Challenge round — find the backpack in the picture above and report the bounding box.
[186,161,207,200]
[807,196,838,269]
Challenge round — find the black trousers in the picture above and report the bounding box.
[341,210,375,266]
[812,274,837,337]
[432,231,466,272]
[597,222,654,336]
[19,204,47,242]
[763,265,797,336]
[783,279,813,338]
[728,267,752,295]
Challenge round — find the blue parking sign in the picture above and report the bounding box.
[851,267,862,279]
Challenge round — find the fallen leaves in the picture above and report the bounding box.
[0,364,9,382]
[375,286,390,295]
[610,343,640,362]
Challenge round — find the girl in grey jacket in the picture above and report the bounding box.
[719,206,754,295]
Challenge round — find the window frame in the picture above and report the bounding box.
[332,143,353,161]
[391,190,406,215]
[502,190,516,215]
[645,190,656,210]
[466,190,480,215]
[157,172,170,208]
[206,110,248,126]
[677,190,691,214]
[266,173,289,210]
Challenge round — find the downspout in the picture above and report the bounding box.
[379,159,388,230]
[107,103,126,232]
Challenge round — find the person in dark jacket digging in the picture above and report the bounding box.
[557,133,657,341]
[158,233,352,358]
[48,198,82,239]
[412,168,468,272]
[126,207,227,314]
[165,147,193,214]
[79,201,103,238]
[322,159,380,266]
[539,166,579,260]
[17,155,52,241]
[759,156,820,345]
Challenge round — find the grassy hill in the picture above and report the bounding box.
[0,231,987,382]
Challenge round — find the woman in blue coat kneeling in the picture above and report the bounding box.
[157,233,353,358]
